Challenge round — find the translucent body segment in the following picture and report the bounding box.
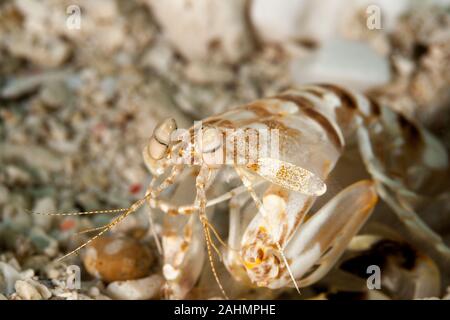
[162,215,205,299]
[286,180,378,285]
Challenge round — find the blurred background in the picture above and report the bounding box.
[0,0,449,300]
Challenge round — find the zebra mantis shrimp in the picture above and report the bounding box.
[35,83,449,299]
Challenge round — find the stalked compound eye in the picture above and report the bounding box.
[201,127,223,166]
[201,127,222,153]
[148,118,177,160]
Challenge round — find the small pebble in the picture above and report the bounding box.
[4,165,32,185]
[89,286,100,297]
[22,255,51,274]
[32,197,56,231]
[31,280,52,299]
[0,185,9,206]
[106,274,164,300]
[40,80,71,109]
[45,268,60,280]
[0,71,69,99]
[29,227,59,257]
[0,262,22,295]
[83,235,154,282]
[14,280,42,300]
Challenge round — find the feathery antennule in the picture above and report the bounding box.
[198,217,223,260]
[207,226,223,261]
[196,167,229,299]
[200,215,229,299]
[205,220,239,252]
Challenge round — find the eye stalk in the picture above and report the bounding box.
[148,118,177,160]
[200,127,224,167]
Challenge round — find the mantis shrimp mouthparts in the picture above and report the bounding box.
[34,83,449,299]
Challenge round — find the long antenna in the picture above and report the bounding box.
[29,208,128,216]
[56,196,149,261]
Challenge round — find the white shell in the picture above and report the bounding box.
[146,0,252,63]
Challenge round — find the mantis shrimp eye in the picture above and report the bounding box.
[201,127,222,153]
[200,127,223,166]
[148,118,177,160]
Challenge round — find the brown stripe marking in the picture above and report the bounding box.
[302,87,326,99]
[367,96,381,116]
[246,101,279,118]
[318,84,358,110]
[275,94,343,150]
[214,119,236,129]
[397,113,421,143]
